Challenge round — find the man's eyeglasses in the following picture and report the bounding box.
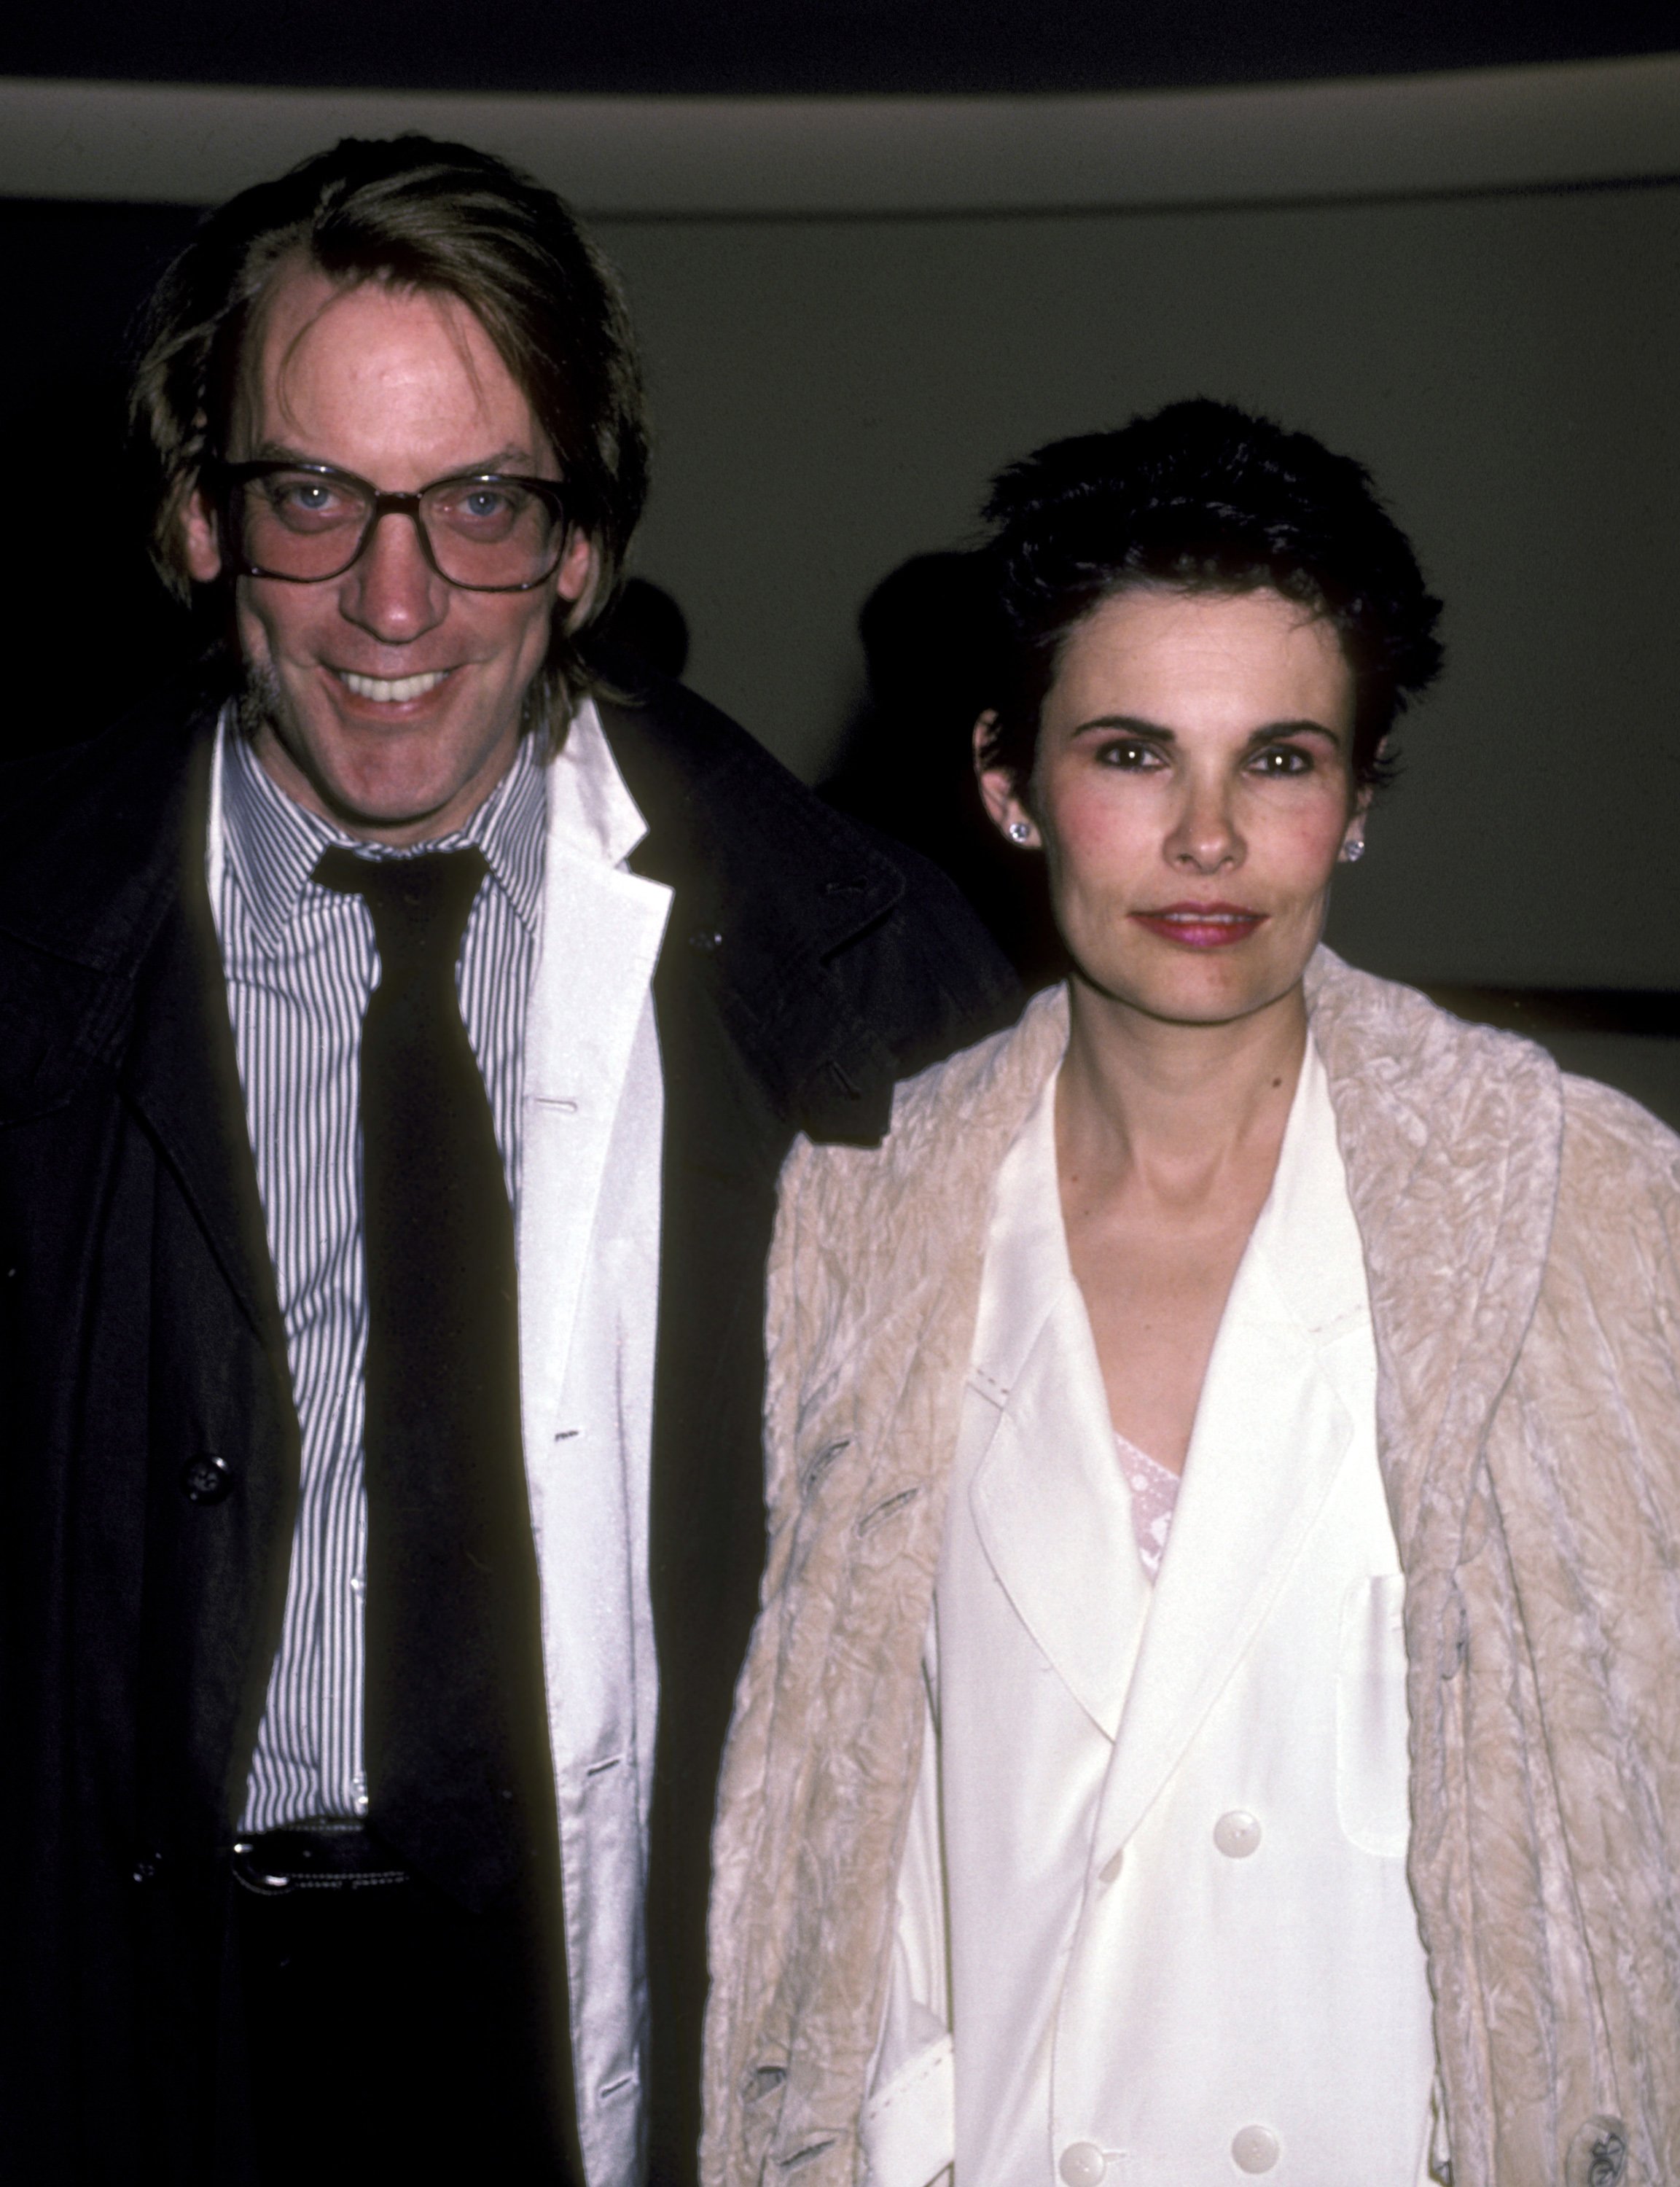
[215,461,574,593]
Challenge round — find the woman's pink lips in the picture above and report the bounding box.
[1129,903,1267,949]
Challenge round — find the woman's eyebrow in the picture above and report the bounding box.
[1068,714,1176,740]
[1240,717,1345,749]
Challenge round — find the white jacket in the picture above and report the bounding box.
[866,1041,1437,2187]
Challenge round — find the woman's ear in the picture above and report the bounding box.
[974,711,1039,846]
[1338,774,1376,863]
[1338,744,1383,861]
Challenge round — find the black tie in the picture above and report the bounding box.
[313,846,559,1917]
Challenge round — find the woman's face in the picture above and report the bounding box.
[980,585,1364,1027]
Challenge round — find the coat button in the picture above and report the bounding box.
[1059,2142,1106,2186]
[1232,2124,1281,2172]
[181,1454,233,1505]
[1566,2116,1628,2187]
[1214,1809,1262,1857]
[1096,1848,1124,1885]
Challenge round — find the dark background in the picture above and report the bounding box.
[4,4,1679,1110]
[4,0,1676,95]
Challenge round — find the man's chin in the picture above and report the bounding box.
[236,670,519,843]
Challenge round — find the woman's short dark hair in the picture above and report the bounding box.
[977,398,1443,795]
[130,133,649,709]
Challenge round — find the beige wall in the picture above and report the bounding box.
[601,180,1680,989]
[4,68,1673,989]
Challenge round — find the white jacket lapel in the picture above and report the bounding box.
[516,703,673,1442]
[965,1079,1152,1742]
[1094,1039,1364,1849]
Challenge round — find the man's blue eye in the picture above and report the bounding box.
[262,476,357,527]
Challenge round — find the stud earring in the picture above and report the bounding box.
[1340,835,1365,864]
[1007,820,1033,843]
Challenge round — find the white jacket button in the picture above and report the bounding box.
[1059,2140,1106,2186]
[1096,1848,1124,1886]
[1214,1809,1262,1857]
[1232,2124,1281,2172]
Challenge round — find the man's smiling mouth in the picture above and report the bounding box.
[338,669,451,703]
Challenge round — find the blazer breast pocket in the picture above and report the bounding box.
[1335,1572,1413,1858]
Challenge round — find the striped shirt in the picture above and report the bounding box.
[214,718,547,1831]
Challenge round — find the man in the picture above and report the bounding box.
[0,137,1015,2186]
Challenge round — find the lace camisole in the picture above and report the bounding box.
[1114,1431,1180,1580]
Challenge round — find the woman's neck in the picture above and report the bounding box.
[1056,973,1308,1205]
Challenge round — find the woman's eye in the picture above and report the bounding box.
[1096,740,1162,770]
[1251,745,1312,776]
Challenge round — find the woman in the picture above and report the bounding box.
[703,402,1680,2187]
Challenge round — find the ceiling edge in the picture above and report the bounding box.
[3,55,1677,215]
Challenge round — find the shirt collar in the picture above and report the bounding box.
[219,714,549,954]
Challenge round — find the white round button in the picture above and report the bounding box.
[1213,1809,1262,1858]
[1059,2141,1107,2187]
[1232,2124,1281,2172]
[1097,1848,1125,1886]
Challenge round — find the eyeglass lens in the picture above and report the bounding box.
[235,469,564,588]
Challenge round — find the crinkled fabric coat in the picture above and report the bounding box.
[704,955,1680,2187]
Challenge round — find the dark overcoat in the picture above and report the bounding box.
[0,656,1017,2185]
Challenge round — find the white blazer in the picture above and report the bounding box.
[866,1040,1439,2187]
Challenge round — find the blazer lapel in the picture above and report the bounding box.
[516,704,673,1442]
[117,722,284,1347]
[596,663,999,1148]
[1094,1040,1361,1849]
[966,1079,1152,1742]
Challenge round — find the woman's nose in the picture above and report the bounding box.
[1167,780,1242,872]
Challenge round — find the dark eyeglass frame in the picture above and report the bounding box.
[214,459,574,593]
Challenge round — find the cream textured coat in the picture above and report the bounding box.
[703,954,1680,2187]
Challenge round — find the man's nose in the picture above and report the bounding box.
[339,509,449,643]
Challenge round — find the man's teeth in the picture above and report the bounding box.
[341,670,448,702]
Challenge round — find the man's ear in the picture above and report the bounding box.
[181,485,223,585]
[555,530,600,627]
[973,710,1037,845]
